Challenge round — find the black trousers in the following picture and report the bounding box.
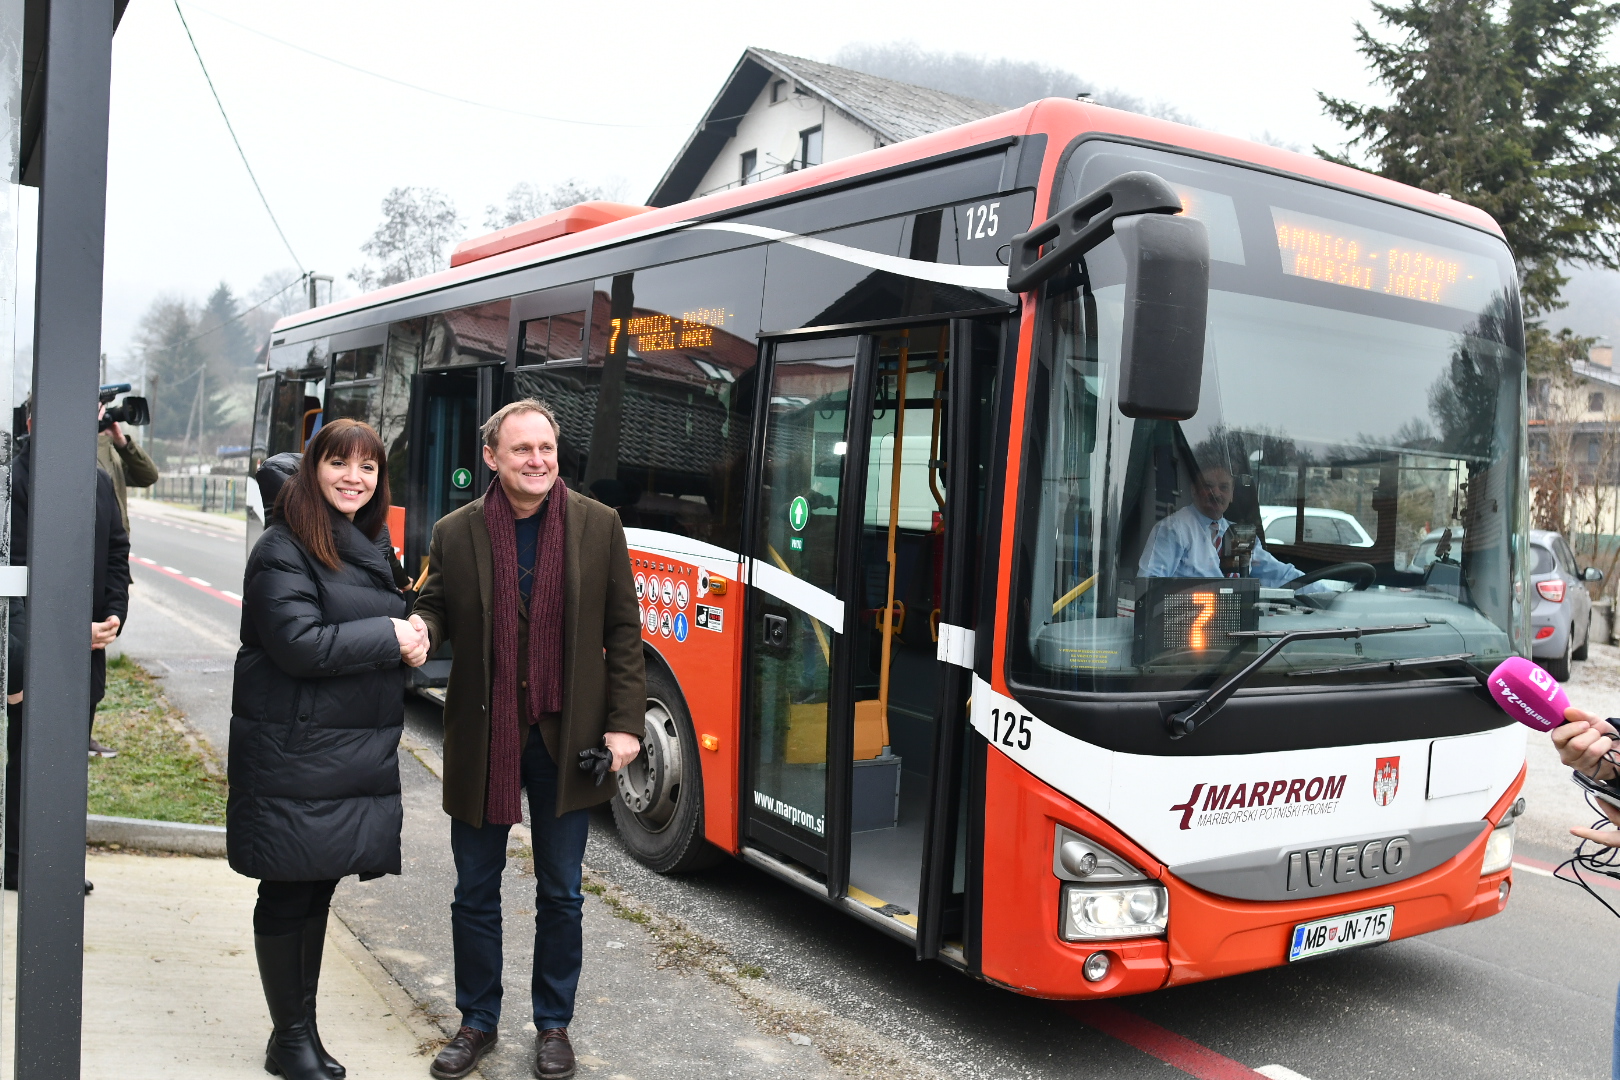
[255,878,340,937]
[6,689,104,881]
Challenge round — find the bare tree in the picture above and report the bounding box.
[832,41,1196,124]
[1530,368,1620,587]
[483,178,627,230]
[351,187,463,290]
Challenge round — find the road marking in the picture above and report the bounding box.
[1510,852,1620,891]
[1256,1067,1313,1080]
[130,556,241,609]
[1065,1002,1270,1078]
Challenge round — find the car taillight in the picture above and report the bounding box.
[1535,625,1555,640]
[1537,579,1566,603]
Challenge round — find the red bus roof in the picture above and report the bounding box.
[275,98,1505,337]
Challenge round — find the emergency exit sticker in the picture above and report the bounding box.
[789,496,809,531]
[451,467,472,489]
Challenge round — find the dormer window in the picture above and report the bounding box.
[771,79,788,104]
[740,149,758,185]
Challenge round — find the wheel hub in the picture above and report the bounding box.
[617,698,683,831]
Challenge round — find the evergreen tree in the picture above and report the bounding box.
[1319,0,1620,371]
[200,282,257,371]
[133,298,224,449]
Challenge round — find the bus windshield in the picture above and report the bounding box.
[1013,142,1525,694]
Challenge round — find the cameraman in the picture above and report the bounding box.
[97,398,157,534]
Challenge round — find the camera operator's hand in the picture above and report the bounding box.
[1554,708,1619,781]
[97,404,126,447]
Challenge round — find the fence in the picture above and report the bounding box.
[147,474,241,513]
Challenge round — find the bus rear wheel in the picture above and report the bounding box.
[610,665,721,873]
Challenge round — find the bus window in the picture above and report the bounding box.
[519,310,587,366]
[511,249,764,554]
[760,197,1032,333]
[423,299,511,368]
[332,344,383,382]
[379,319,423,499]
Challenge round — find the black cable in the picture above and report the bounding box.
[138,274,307,355]
[172,0,305,273]
[1555,747,1620,918]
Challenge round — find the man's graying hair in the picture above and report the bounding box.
[481,398,561,449]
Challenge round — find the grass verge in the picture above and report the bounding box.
[88,654,226,825]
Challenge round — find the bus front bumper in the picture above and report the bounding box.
[979,747,1524,999]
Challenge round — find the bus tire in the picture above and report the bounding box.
[610,664,722,873]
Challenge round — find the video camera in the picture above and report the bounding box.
[98,383,149,430]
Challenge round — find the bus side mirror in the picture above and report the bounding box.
[1115,213,1209,421]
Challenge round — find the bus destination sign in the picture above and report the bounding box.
[1271,208,1496,310]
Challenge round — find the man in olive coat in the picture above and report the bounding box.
[412,399,643,1080]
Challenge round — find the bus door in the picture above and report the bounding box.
[403,366,494,579]
[743,321,999,947]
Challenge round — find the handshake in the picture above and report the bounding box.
[390,614,431,668]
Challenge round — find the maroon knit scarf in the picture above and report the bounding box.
[482,477,567,825]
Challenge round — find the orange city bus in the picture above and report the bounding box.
[249,98,1529,998]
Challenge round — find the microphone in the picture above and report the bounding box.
[1486,656,1571,732]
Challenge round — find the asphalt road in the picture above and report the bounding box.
[114,501,1620,1079]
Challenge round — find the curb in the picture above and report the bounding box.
[86,814,226,857]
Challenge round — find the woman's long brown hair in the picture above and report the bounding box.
[276,418,391,570]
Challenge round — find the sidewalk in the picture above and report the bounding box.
[2,850,442,1078]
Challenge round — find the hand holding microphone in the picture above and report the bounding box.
[1487,657,1620,846]
[1486,656,1618,778]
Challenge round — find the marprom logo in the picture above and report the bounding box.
[1169,775,1347,830]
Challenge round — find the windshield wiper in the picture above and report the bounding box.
[1165,623,1429,739]
[1285,652,1478,679]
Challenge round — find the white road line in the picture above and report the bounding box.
[1257,1067,1313,1080]
[1513,861,1556,878]
[135,556,155,565]
[220,590,242,602]
[188,577,211,587]
[161,566,182,575]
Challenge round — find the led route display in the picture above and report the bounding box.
[1271,208,1498,310]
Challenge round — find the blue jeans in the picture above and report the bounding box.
[450,733,589,1032]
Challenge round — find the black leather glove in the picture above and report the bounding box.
[577,746,613,786]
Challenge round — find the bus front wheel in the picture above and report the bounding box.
[610,664,722,873]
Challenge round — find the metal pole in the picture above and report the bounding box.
[15,2,114,1075]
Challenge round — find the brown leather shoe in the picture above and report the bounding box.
[534,1027,575,1079]
[430,1026,497,1079]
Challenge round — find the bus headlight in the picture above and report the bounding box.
[1481,821,1515,876]
[1061,883,1168,941]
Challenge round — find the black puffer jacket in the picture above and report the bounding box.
[227,506,406,881]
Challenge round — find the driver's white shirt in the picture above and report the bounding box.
[1137,504,1311,588]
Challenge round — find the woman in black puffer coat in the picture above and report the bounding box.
[229,419,428,1080]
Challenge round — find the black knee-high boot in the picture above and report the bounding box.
[256,931,329,1080]
[302,913,345,1078]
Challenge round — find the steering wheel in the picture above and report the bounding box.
[1283,562,1377,592]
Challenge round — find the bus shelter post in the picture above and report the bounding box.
[14,1,116,1076]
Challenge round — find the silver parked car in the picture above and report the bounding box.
[1527,529,1602,680]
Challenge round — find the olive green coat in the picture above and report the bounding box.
[412,487,645,824]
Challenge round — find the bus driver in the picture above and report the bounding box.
[1137,464,1316,588]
